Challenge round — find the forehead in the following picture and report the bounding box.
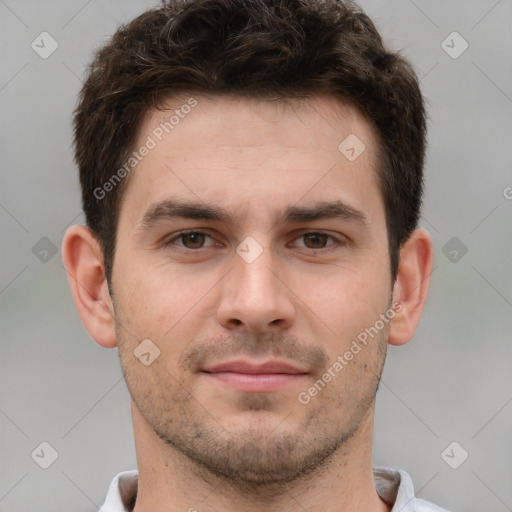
[144,93,376,155]
[118,94,384,227]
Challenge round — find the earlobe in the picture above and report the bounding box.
[388,228,434,346]
[61,225,118,348]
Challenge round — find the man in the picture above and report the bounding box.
[62,0,448,510]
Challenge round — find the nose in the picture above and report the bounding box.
[216,244,296,334]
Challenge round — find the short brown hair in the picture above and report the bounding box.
[73,0,427,284]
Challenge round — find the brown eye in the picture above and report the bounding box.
[180,232,206,249]
[164,231,217,250]
[302,233,330,249]
[291,232,345,253]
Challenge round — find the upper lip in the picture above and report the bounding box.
[201,359,308,374]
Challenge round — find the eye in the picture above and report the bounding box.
[165,231,218,250]
[291,232,343,251]
[163,230,344,253]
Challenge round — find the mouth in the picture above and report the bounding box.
[200,359,309,393]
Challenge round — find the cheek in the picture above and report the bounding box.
[116,265,212,354]
[293,264,390,335]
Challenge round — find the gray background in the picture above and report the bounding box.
[1,1,511,511]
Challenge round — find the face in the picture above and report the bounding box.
[111,94,393,486]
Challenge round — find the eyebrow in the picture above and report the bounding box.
[138,198,369,230]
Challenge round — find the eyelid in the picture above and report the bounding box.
[163,229,346,252]
[288,230,346,250]
[164,229,220,248]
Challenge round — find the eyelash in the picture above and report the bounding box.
[163,230,345,254]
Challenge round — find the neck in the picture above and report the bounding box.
[131,401,390,512]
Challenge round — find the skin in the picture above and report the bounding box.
[62,94,433,512]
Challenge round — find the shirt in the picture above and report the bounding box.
[99,466,450,511]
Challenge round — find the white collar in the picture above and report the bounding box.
[100,466,448,511]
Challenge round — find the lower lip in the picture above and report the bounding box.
[202,371,307,392]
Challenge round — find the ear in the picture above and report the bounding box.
[388,228,433,346]
[61,225,117,348]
